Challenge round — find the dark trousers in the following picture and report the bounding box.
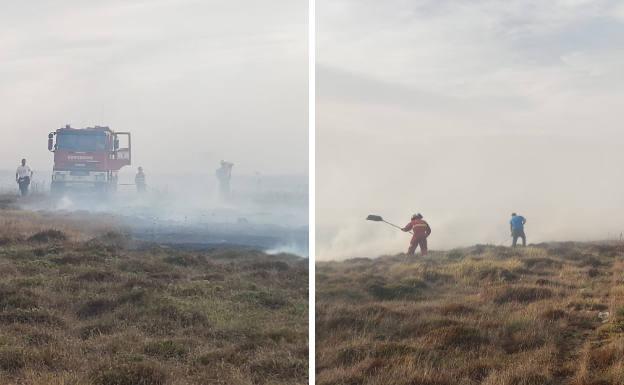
[18,177,30,197]
[512,229,526,247]
[219,182,231,200]
[407,237,428,256]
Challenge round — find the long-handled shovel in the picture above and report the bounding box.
[366,214,413,235]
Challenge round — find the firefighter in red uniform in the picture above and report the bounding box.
[402,213,432,256]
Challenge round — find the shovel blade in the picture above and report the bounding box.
[366,214,384,222]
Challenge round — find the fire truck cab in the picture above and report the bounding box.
[48,125,131,194]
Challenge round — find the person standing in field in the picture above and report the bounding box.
[15,158,33,197]
[135,166,147,193]
[510,213,527,247]
[216,160,234,200]
[402,213,432,256]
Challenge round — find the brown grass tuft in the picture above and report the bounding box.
[0,348,26,372]
[438,303,476,316]
[367,279,427,301]
[27,229,67,243]
[91,362,167,385]
[425,325,488,348]
[490,286,553,304]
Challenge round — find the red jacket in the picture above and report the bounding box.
[403,218,431,239]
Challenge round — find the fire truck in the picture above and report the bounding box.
[48,125,131,194]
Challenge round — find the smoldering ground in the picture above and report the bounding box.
[0,170,309,257]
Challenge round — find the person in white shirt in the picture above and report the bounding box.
[15,158,33,197]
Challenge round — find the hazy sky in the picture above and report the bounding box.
[317,0,624,259]
[0,0,307,175]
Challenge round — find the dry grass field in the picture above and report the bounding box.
[317,243,624,385]
[0,196,308,385]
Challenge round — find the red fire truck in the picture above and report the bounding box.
[48,125,131,194]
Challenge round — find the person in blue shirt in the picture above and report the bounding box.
[510,213,527,247]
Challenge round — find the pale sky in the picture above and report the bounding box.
[0,0,308,175]
[317,0,624,259]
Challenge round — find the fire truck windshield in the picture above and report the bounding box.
[57,133,107,152]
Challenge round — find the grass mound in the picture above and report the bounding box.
[91,362,166,385]
[425,325,487,348]
[0,285,39,310]
[490,286,553,304]
[317,242,624,384]
[143,340,188,359]
[27,229,67,243]
[76,298,118,319]
[367,280,427,300]
[438,303,476,316]
[0,348,26,372]
[0,309,64,326]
